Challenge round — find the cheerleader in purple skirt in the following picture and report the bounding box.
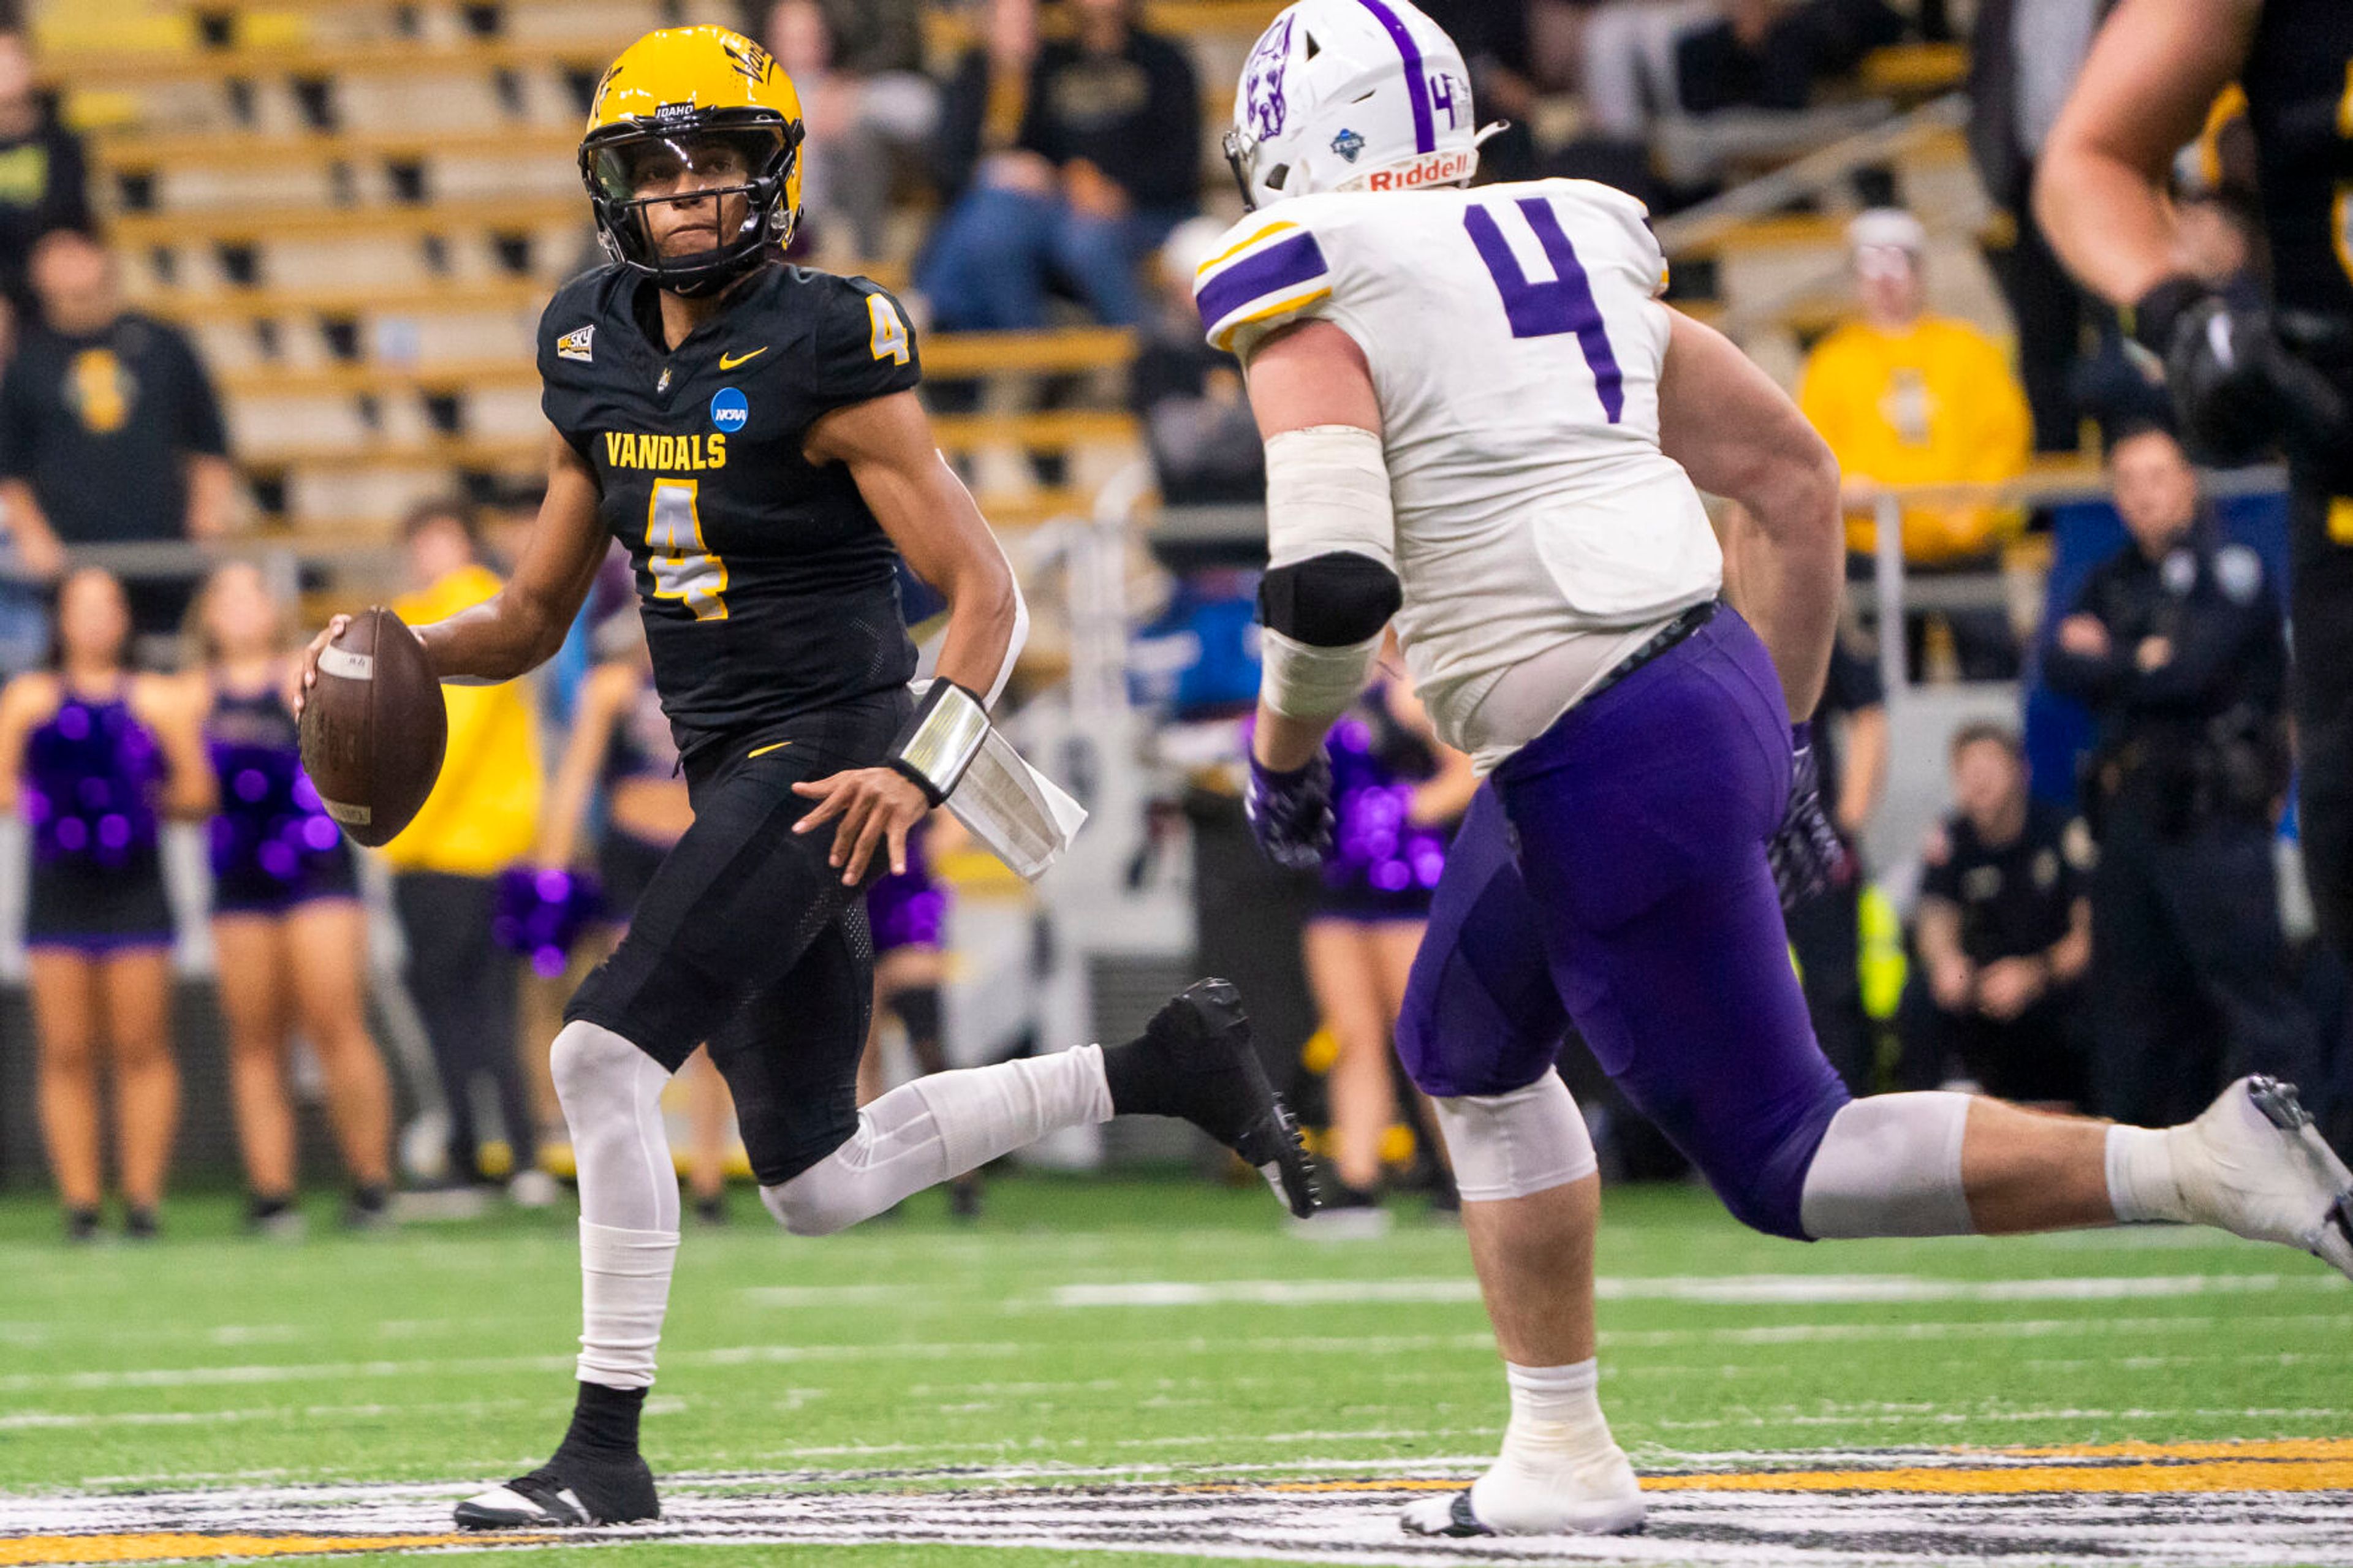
[194,561,394,1235]
[1303,665,1475,1221]
[0,569,211,1240]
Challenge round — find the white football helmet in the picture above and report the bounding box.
[1222,0,1502,210]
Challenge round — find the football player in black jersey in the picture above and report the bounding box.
[2036,0,2353,967]
[298,26,1313,1530]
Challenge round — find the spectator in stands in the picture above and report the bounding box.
[1903,722,2090,1106]
[1133,218,1264,505]
[0,229,233,635]
[1419,0,1540,181]
[0,567,211,1240]
[1798,208,2032,677]
[1580,0,1724,142]
[0,29,90,319]
[917,0,1199,330]
[382,500,554,1205]
[1783,632,1887,1091]
[192,561,395,1236]
[926,0,1038,210]
[766,0,938,260]
[2045,423,2313,1125]
[1673,0,1903,117]
[1967,0,2102,454]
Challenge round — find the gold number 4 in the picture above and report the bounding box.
[647,479,729,621]
[868,294,911,366]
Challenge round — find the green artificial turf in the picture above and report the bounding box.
[1,1171,2346,1564]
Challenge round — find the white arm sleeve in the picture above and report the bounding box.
[1259,425,1396,723]
[1264,424,1396,574]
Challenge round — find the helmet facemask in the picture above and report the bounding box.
[581,115,803,297]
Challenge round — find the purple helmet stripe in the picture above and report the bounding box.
[1195,230,1332,335]
[1355,0,1435,154]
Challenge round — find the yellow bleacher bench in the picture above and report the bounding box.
[110,194,587,247]
[94,126,584,176]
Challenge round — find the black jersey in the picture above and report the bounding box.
[538,260,923,749]
[1919,801,2088,966]
[2245,0,2353,321]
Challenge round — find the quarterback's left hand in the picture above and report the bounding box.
[794,767,930,885]
[1768,723,1851,911]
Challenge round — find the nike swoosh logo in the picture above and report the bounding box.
[718,347,769,370]
[748,741,792,759]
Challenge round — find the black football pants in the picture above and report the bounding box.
[565,691,906,1187]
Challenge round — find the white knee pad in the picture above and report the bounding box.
[550,1019,661,1115]
[761,1085,945,1237]
[551,1020,678,1235]
[1798,1091,1975,1239]
[1434,1074,1598,1202]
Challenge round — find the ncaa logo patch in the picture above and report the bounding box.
[1330,129,1365,163]
[710,387,749,433]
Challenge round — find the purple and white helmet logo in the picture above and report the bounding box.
[1241,14,1294,141]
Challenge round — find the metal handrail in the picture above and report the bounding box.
[1653,93,1972,260]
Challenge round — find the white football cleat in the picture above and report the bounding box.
[2174,1077,2353,1280]
[1401,1446,1645,1538]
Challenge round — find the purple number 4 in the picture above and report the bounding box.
[1463,198,1626,424]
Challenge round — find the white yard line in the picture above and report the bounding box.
[1045,1273,2348,1308]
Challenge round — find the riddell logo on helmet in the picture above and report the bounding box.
[1362,148,1476,192]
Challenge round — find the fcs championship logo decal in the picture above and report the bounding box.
[1241,13,1294,141]
[1330,128,1366,163]
[557,324,595,363]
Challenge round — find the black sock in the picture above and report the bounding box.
[1099,1032,1161,1118]
[556,1381,646,1460]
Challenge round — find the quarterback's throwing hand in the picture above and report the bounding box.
[292,613,352,721]
[1768,724,1849,910]
[794,766,929,885]
[1245,750,1335,871]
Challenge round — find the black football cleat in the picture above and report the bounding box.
[453,1453,659,1530]
[1112,979,1318,1218]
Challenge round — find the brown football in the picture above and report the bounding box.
[297,606,447,849]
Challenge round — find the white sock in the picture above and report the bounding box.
[550,1020,682,1388]
[764,1045,1112,1235]
[1496,1360,1617,1466]
[576,1222,679,1390]
[2106,1124,2191,1224]
[1456,1359,1642,1536]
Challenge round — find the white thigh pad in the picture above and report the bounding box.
[1798,1091,1976,1239]
[1433,1073,1598,1202]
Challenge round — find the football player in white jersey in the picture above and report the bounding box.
[1205,0,2353,1540]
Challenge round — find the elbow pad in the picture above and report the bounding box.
[1258,552,1401,645]
[1257,425,1400,721]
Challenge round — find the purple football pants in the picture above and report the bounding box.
[1395,606,1851,1240]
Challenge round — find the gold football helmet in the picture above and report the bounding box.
[579,26,806,296]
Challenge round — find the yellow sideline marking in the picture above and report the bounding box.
[2007,1437,2353,1461]
[0,1532,518,1565]
[1243,1439,2353,1499]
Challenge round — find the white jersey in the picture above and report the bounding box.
[1195,178,1722,768]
